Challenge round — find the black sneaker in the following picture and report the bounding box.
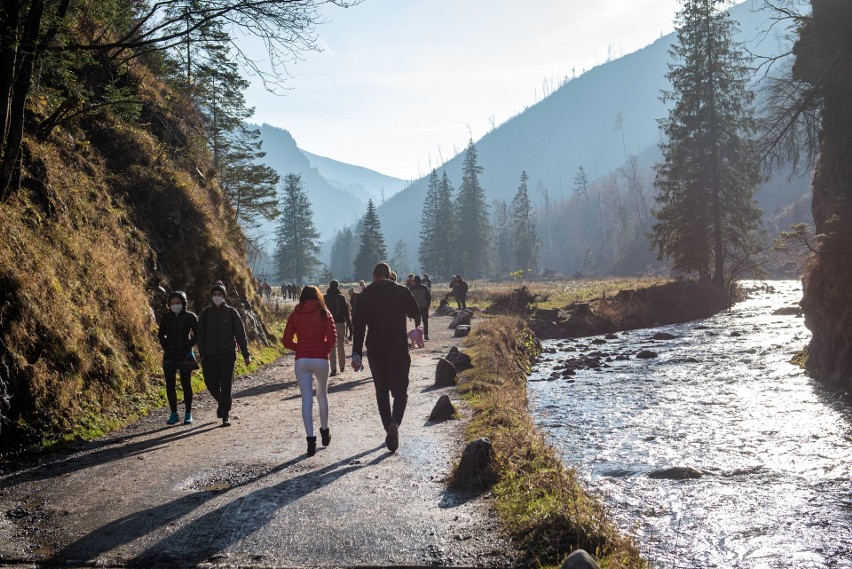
[222,416,231,427]
[306,436,317,457]
[320,427,331,446]
[385,422,399,453]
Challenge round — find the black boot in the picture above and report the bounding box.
[306,436,317,457]
[320,427,331,446]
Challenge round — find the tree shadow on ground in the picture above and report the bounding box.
[1,424,220,488]
[120,446,388,567]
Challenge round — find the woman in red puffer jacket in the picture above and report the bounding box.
[282,285,337,457]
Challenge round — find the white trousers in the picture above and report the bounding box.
[294,358,330,437]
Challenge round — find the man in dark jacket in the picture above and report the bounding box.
[409,275,432,340]
[157,291,198,425]
[197,282,251,426]
[324,280,352,377]
[351,263,420,452]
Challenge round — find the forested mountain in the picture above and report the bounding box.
[373,1,810,277]
[246,124,405,277]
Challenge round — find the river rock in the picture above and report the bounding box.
[652,332,677,340]
[445,346,474,372]
[452,437,496,490]
[773,306,803,316]
[591,338,607,344]
[429,394,457,421]
[648,466,704,480]
[435,358,457,387]
[454,325,471,337]
[560,549,601,569]
[636,350,658,359]
[605,333,619,339]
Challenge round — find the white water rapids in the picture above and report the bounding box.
[528,281,851,568]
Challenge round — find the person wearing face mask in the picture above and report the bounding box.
[157,291,198,425]
[197,281,251,426]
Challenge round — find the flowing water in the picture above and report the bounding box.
[527,281,852,568]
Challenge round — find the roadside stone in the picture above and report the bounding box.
[636,350,658,359]
[648,466,704,480]
[445,346,474,372]
[429,394,458,421]
[651,332,677,340]
[454,325,471,337]
[449,310,473,329]
[561,549,601,569]
[452,438,496,490]
[435,358,457,387]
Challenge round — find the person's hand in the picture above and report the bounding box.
[244,353,252,366]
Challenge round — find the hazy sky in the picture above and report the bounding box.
[245,0,683,180]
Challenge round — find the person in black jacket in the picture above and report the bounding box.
[197,282,251,427]
[409,275,432,340]
[351,263,420,453]
[158,291,198,425]
[323,280,352,377]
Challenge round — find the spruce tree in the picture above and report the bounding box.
[511,170,540,273]
[652,0,762,287]
[390,240,411,277]
[353,199,388,279]
[455,140,491,278]
[432,171,458,279]
[418,170,440,273]
[492,200,513,277]
[330,227,357,281]
[273,174,321,284]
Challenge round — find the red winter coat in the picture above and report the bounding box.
[281,300,337,360]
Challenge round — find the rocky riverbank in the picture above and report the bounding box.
[528,280,727,340]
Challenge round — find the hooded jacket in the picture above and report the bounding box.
[157,295,198,359]
[197,301,249,358]
[323,288,352,326]
[352,279,420,357]
[282,299,337,359]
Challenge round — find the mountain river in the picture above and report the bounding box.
[527,280,851,568]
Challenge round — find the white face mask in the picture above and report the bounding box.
[212,295,225,306]
[170,303,182,314]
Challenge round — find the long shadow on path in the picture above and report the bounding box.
[56,447,388,567]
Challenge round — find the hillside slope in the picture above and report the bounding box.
[0,64,268,449]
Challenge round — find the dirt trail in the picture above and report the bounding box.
[0,315,516,568]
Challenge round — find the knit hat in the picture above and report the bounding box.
[211,281,226,295]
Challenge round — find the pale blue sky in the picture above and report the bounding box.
[245,0,683,180]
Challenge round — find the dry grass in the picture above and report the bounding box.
[458,316,644,568]
[457,278,672,312]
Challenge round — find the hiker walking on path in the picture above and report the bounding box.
[197,282,251,427]
[421,273,432,290]
[409,275,431,341]
[282,285,337,457]
[323,280,352,377]
[351,263,420,452]
[157,291,198,425]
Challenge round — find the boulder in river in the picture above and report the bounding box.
[605,333,619,339]
[636,350,658,359]
[772,306,803,316]
[648,466,703,480]
[435,358,457,387]
[429,394,458,421]
[560,549,601,569]
[652,332,677,340]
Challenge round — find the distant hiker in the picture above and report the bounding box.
[421,273,432,290]
[197,282,251,427]
[351,263,420,452]
[282,285,337,457]
[406,273,415,288]
[446,275,468,309]
[390,271,397,282]
[410,275,432,340]
[157,291,198,425]
[324,280,352,377]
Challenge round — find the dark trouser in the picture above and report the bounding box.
[202,353,236,418]
[164,366,193,413]
[367,350,411,430]
[414,306,429,337]
[456,294,467,309]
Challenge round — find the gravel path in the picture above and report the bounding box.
[0,316,517,568]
